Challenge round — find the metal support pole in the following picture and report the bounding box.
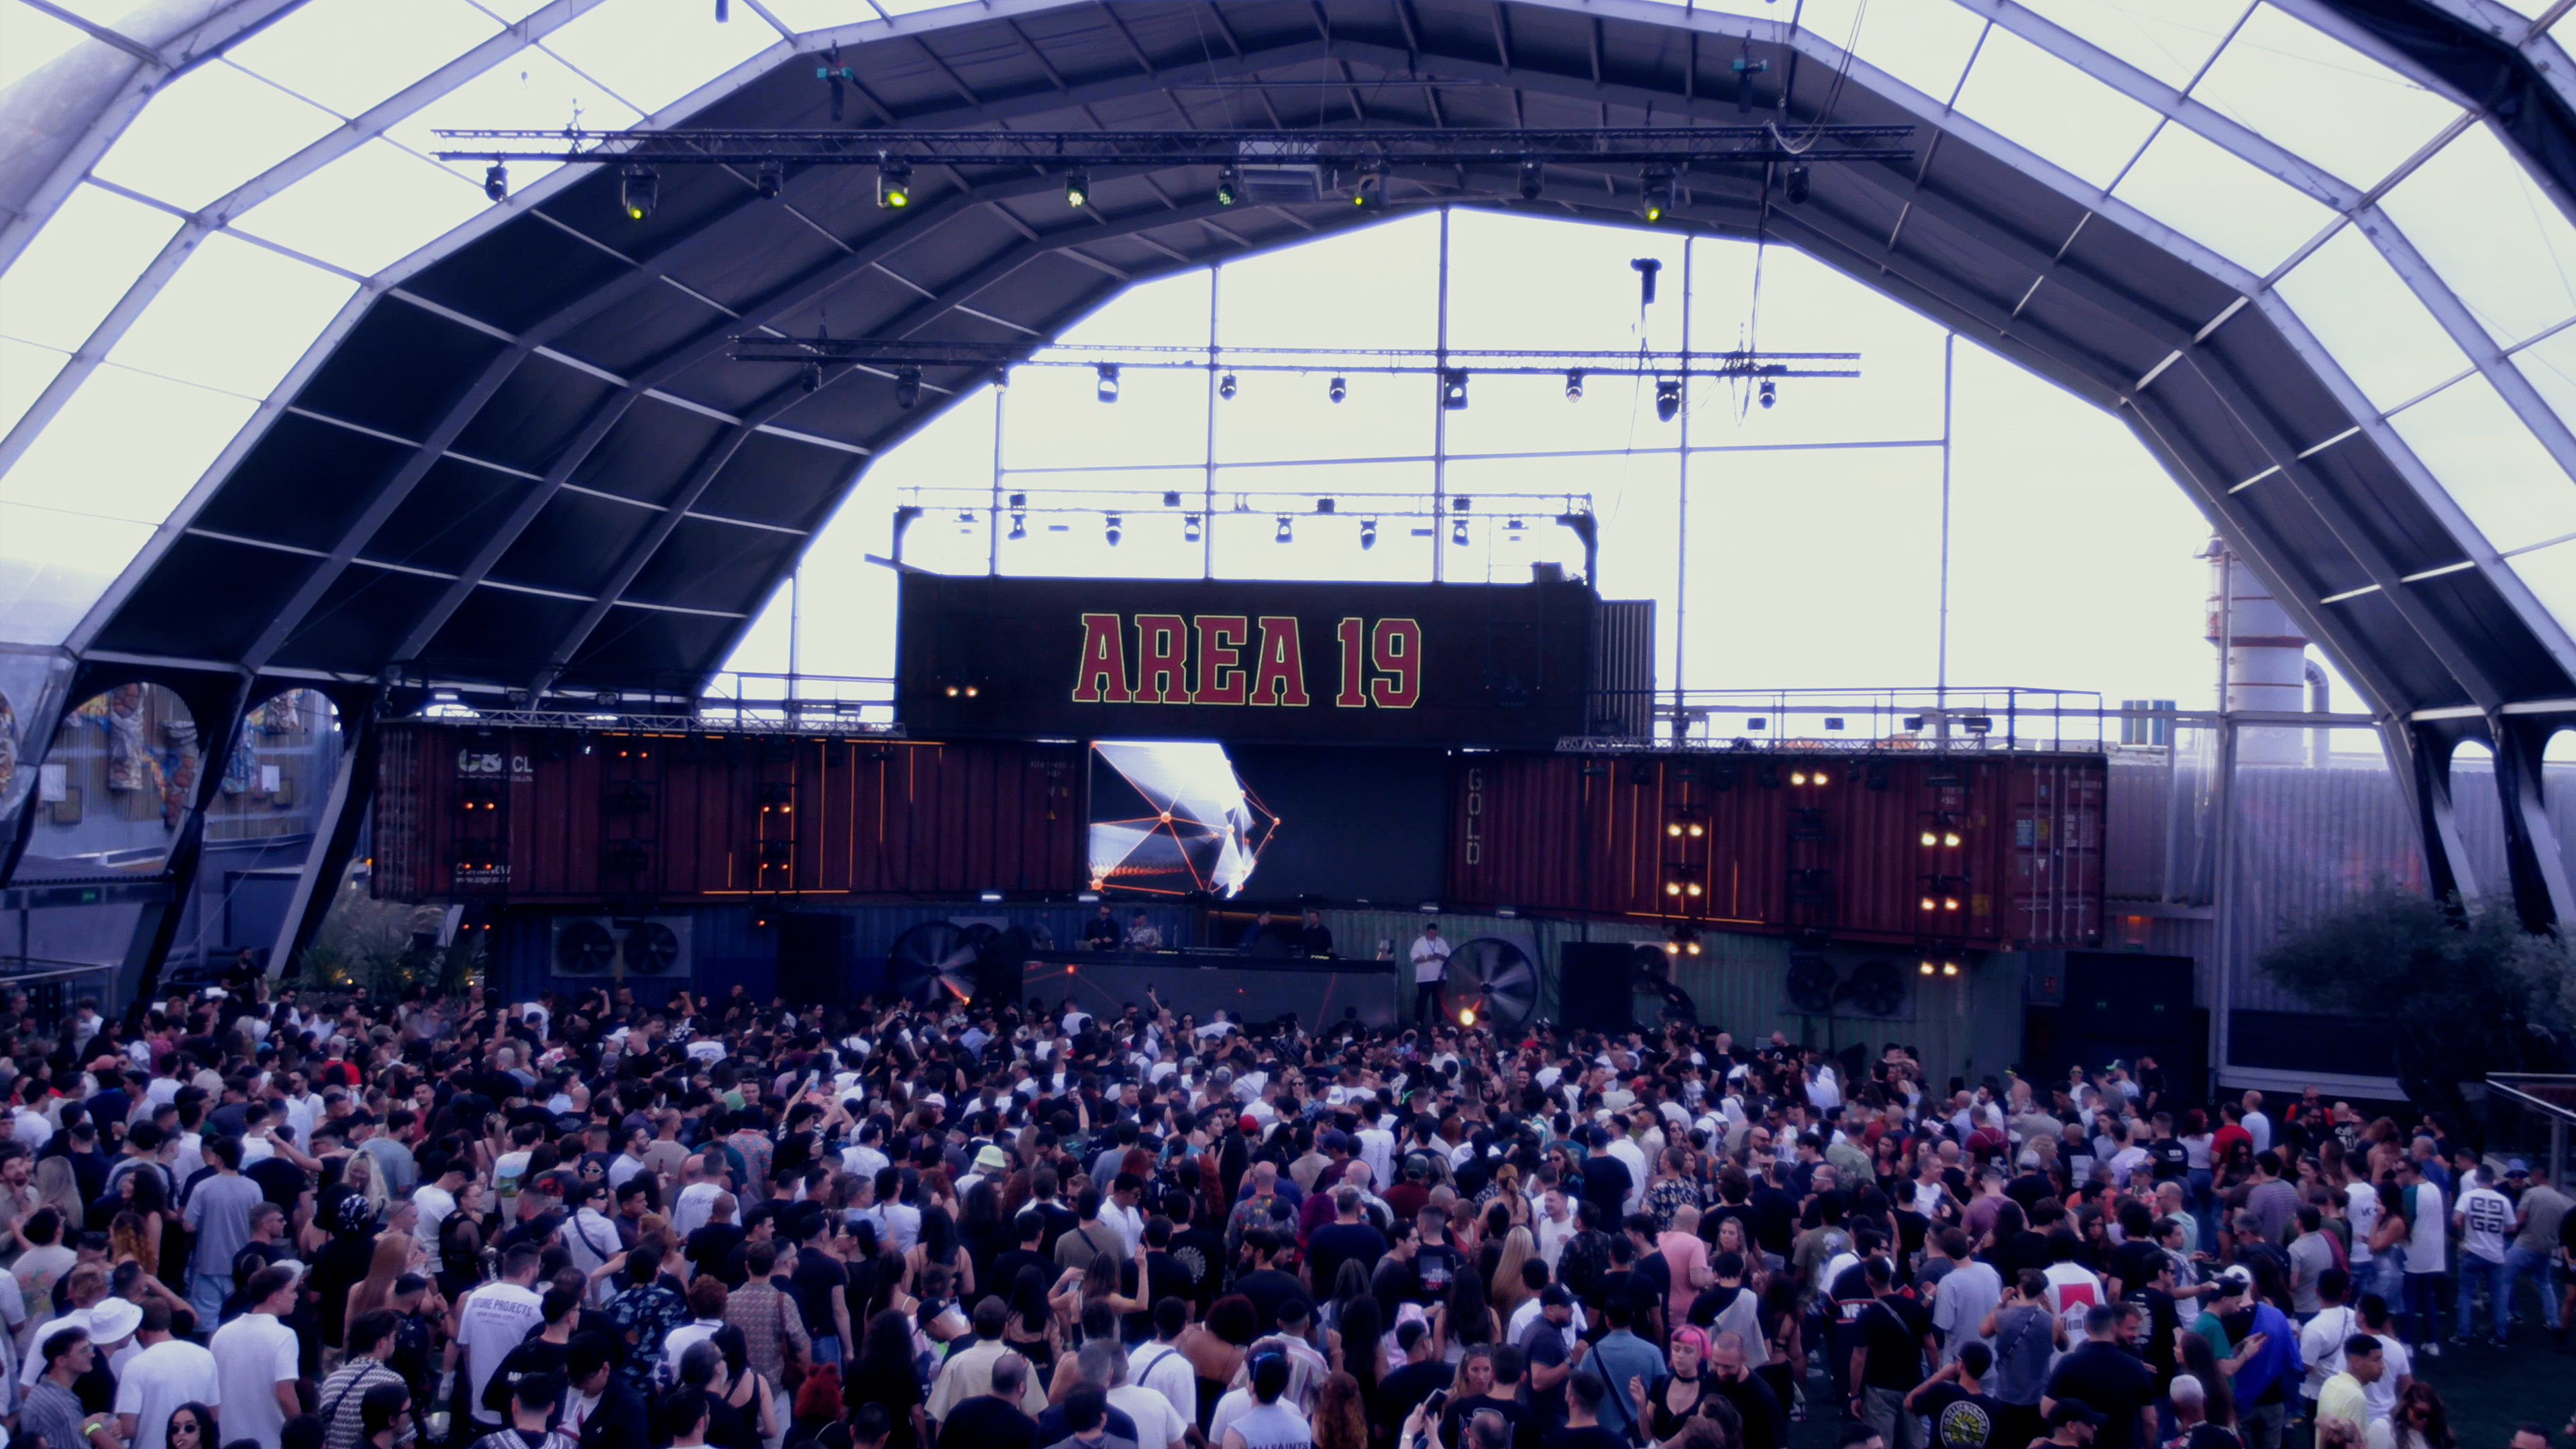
[2487,713,2573,931]
[1676,241,1693,739]
[1205,264,1220,582]
[1939,333,1953,718]
[2210,552,2235,1094]
[1433,207,1451,586]
[123,674,254,1028]
[264,694,380,985]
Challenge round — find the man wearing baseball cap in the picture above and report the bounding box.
[2039,1400,2104,1448]
[2191,1267,2299,1447]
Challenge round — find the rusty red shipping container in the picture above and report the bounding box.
[374,722,1083,903]
[1446,751,2104,948]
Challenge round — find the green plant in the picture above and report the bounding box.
[2256,886,2571,1115]
[294,873,481,1000]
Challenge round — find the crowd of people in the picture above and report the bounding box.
[0,965,2563,1449]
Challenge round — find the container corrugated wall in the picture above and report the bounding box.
[374,724,1085,902]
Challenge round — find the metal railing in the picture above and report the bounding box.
[1564,686,2112,753]
[0,958,123,1034]
[2484,1073,2575,1189]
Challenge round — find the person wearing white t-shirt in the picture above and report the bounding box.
[455,1246,547,1430]
[209,1265,301,1449]
[2453,1179,2516,1344]
[1408,925,1452,1023]
[2396,1161,2447,1356]
[1106,1344,1189,1449]
[115,1303,219,1449]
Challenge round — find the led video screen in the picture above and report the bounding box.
[1087,741,1448,904]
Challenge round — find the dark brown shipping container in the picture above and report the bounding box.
[373,722,1083,903]
[1446,751,2106,948]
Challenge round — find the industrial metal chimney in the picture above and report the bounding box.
[2204,539,2313,764]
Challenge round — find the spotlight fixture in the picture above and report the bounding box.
[1784,163,1812,205]
[484,161,508,202]
[1631,256,1662,306]
[1218,372,1238,400]
[1095,364,1120,402]
[1941,961,1960,977]
[619,163,658,221]
[1452,496,1470,511]
[1790,769,1808,787]
[1564,370,1584,401]
[1104,513,1122,546]
[1919,960,1935,977]
[1350,160,1386,205]
[1640,166,1676,223]
[755,160,784,199]
[1183,515,1203,543]
[1451,519,1470,546]
[1945,832,1962,848]
[1216,168,1240,207]
[1759,378,1778,409]
[1315,497,1335,514]
[1008,492,1027,508]
[893,367,920,409]
[1162,490,1183,508]
[1275,516,1293,543]
[1065,170,1091,207]
[1945,896,1962,912]
[799,361,822,394]
[1655,377,1682,422]
[1008,512,1026,540]
[1327,375,1348,403]
[1920,830,1938,847]
[1442,370,1469,410]
[876,160,911,208]
[1519,160,1544,201]
[1358,519,1377,550]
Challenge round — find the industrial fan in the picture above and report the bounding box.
[1845,960,1906,1016]
[885,920,1002,1008]
[622,920,682,976]
[555,920,618,975]
[1785,955,1838,1014]
[1448,937,1538,1028]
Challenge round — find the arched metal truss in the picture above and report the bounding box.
[12,0,2576,969]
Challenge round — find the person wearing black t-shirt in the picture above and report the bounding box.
[1441,1345,1536,1449]
[2118,1263,2181,1389]
[1379,1322,1454,1435]
[1826,1233,1892,1407]
[1849,1258,1934,1448]
[1904,1341,2002,1449]
[1538,1371,1623,1449]
[2039,1305,2155,1449]
[935,1352,1036,1449]
[2145,1114,2190,1186]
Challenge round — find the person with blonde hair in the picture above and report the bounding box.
[1488,1226,1538,1324]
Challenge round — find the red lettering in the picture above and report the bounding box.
[1249,616,1311,706]
[1192,616,1248,704]
[1371,619,1421,708]
[1132,613,1189,704]
[1069,612,1132,702]
[1334,617,1367,708]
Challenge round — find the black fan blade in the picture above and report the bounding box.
[556,920,615,974]
[624,922,680,975]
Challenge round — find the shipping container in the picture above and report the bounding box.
[1444,751,2107,949]
[374,722,1085,903]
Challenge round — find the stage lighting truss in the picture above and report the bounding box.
[434,125,1919,192]
[729,339,1858,413]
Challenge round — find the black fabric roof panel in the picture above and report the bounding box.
[621,513,805,612]
[396,213,632,336]
[663,211,854,322]
[568,398,734,507]
[89,535,316,660]
[2296,436,2469,582]
[685,431,855,529]
[358,457,535,576]
[2402,570,2572,699]
[413,587,590,679]
[266,566,446,672]
[447,354,622,474]
[288,298,509,442]
[2332,586,2477,708]
[539,156,764,269]
[185,413,413,553]
[551,279,740,378]
[490,488,664,596]
[564,605,742,682]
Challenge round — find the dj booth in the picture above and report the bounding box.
[1012,949,1400,1032]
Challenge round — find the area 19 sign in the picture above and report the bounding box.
[898,576,1594,747]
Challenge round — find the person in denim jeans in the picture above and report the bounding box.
[2451,1176,2516,1344]
[2395,1159,2448,1356]
[2498,1163,2568,1345]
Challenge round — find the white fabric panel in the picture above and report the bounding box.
[225,0,504,120]
[2379,122,2576,348]
[546,0,780,115]
[2189,4,2459,191]
[1805,0,1988,106]
[90,60,341,212]
[2273,223,2471,413]
[2387,375,2576,553]
[2002,0,2249,90]
[1951,25,2163,191]
[2112,117,2335,273]
[0,4,94,91]
[0,182,183,354]
[231,139,494,276]
[385,44,643,190]
[105,232,358,400]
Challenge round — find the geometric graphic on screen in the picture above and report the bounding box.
[1088,740,1279,898]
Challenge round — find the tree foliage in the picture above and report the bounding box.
[2256,887,2571,1114]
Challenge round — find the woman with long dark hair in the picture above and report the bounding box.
[905,1206,973,1299]
[845,1307,927,1449]
[957,1180,1010,1293]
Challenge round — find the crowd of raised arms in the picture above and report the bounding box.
[0,969,2564,1449]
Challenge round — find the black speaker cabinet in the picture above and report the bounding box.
[1559,942,1638,1032]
